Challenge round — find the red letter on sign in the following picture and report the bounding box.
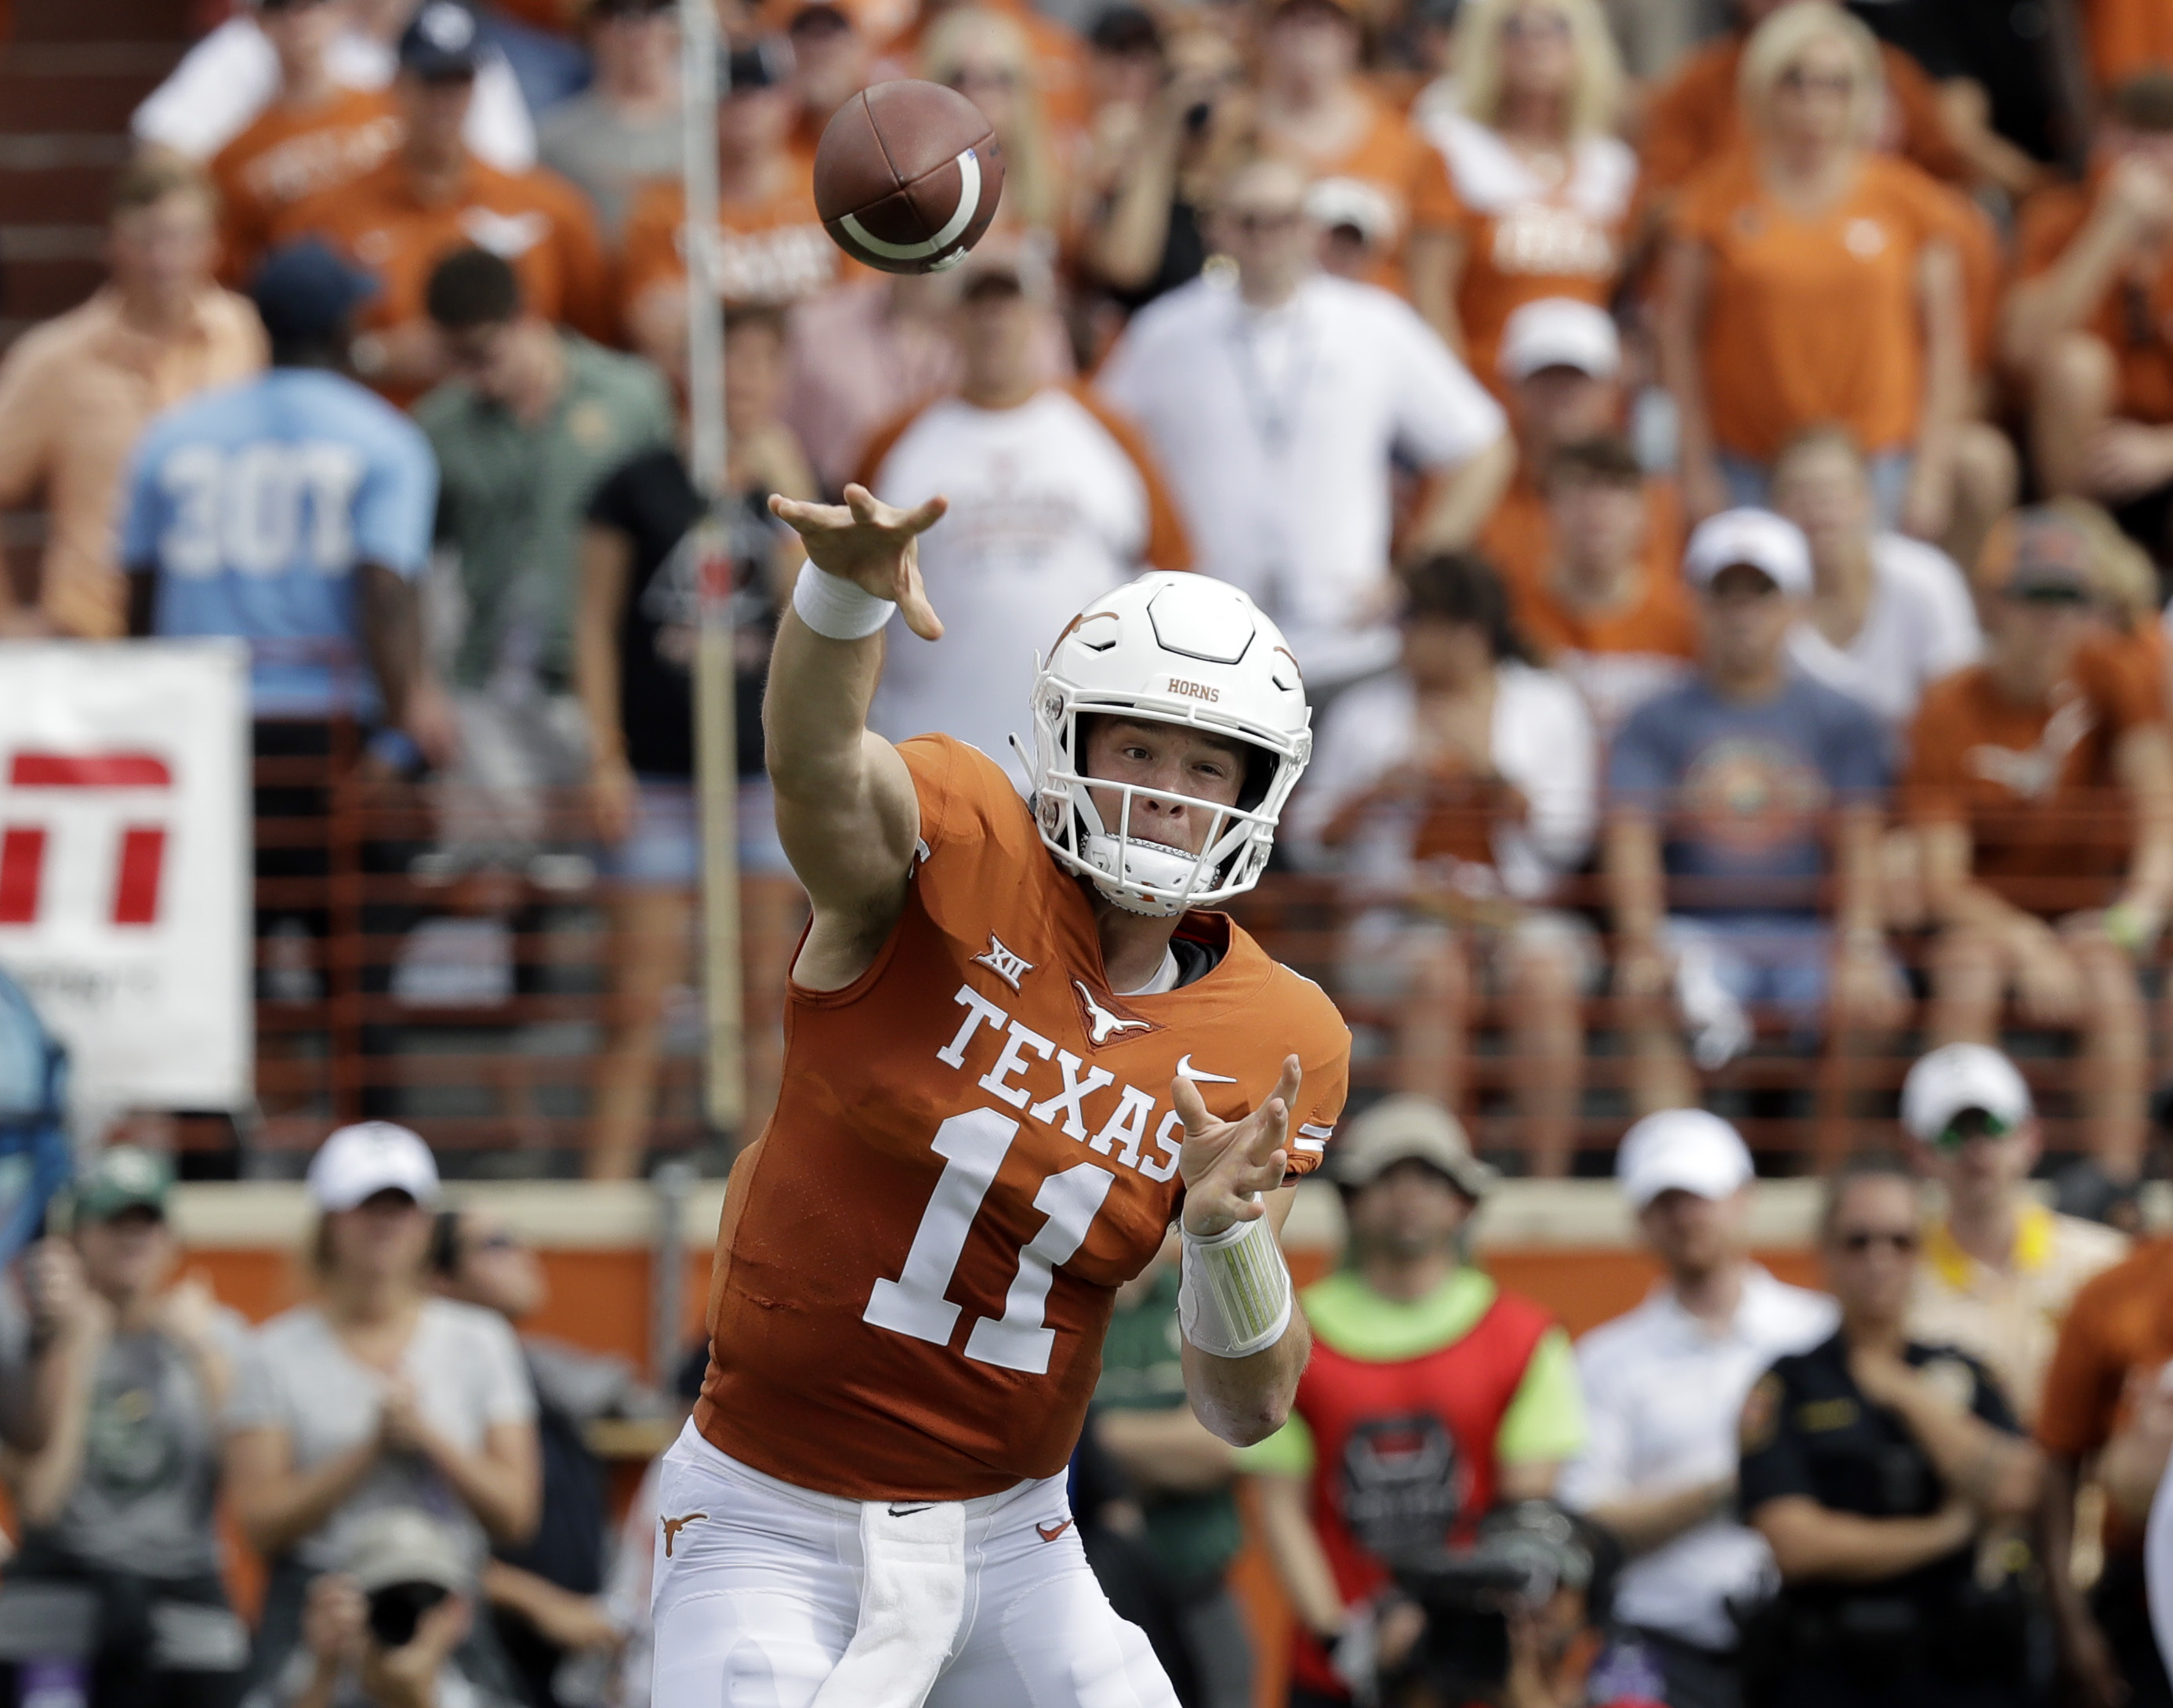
[0,829,46,925]
[111,826,166,927]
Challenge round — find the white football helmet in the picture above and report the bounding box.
[1019,573,1311,917]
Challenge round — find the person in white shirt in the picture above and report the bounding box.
[862,240,1192,788]
[133,0,535,171]
[1099,157,1513,691]
[1287,551,1595,1174]
[1773,426,1982,733]
[1561,1108,1836,1708]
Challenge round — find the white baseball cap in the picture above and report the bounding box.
[1900,1043,2033,1145]
[1617,1108,1754,1209]
[1497,298,1622,383]
[307,1121,441,1212]
[1681,508,1812,598]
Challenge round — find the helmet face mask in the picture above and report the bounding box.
[1021,575,1312,918]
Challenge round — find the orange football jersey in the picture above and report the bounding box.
[698,735,1351,1501]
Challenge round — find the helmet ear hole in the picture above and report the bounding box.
[1237,744,1275,813]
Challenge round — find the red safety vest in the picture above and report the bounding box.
[1288,1287,1558,1698]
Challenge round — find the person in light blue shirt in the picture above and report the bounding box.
[122,240,446,766]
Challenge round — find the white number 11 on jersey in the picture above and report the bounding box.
[862,1108,1117,1375]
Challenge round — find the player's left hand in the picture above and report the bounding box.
[1173,1054,1300,1238]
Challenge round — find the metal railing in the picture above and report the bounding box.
[233,749,2167,1177]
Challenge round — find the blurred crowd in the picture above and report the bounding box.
[0,0,2171,1162]
[9,0,2173,1174]
[6,1050,2173,1708]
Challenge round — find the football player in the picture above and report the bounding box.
[649,485,1351,1707]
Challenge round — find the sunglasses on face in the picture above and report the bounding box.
[1836,1228,1918,1255]
[1932,1110,2016,1153]
[1778,65,1856,96]
[1228,209,1302,235]
[949,66,1018,91]
[470,1231,521,1255]
[1502,9,1569,38]
[2008,584,2092,607]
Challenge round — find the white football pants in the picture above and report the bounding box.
[650,1421,1181,1708]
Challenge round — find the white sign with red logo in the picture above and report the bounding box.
[0,642,252,1110]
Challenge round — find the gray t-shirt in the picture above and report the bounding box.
[0,1282,252,1579]
[228,1299,535,1572]
[535,93,680,243]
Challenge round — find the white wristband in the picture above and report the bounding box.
[1179,1206,1293,1358]
[792,566,897,640]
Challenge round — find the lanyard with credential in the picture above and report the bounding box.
[1227,299,1313,621]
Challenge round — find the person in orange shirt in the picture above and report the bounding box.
[1479,299,1689,705]
[1639,0,1968,205]
[0,155,266,639]
[268,1,611,406]
[1656,2,1969,543]
[892,0,1090,136]
[1515,434,1699,738]
[1906,507,2173,1180]
[1418,0,1636,393]
[2084,0,2173,97]
[2007,74,2173,564]
[1253,0,1460,332]
[621,38,843,383]
[210,0,404,288]
[785,0,876,163]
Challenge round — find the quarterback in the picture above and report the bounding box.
[650,485,1351,1707]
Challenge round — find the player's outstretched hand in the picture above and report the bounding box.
[1174,1054,1301,1238]
[771,484,949,640]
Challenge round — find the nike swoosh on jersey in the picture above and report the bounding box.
[888,1502,935,1517]
[1036,1519,1073,1543]
[1174,1054,1238,1084]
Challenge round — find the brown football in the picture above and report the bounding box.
[813,80,1005,276]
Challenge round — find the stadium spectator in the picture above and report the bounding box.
[1251,0,1460,331]
[1418,0,1636,391]
[785,0,876,153]
[1088,1235,1252,1708]
[131,0,535,172]
[1655,2,1969,538]
[575,307,814,1179]
[534,0,681,243]
[209,0,404,289]
[2007,73,2173,564]
[1286,553,1597,1175]
[0,1150,252,1708]
[1561,1110,1837,1708]
[1081,25,1251,314]
[416,246,675,875]
[622,38,838,381]
[1509,435,1698,740]
[1243,1095,1584,1704]
[1637,0,1967,204]
[1605,509,1895,1111]
[2041,1136,2173,1708]
[922,9,1072,240]
[281,1507,520,1708]
[268,2,613,406]
[1736,1160,2041,1708]
[1100,158,1511,690]
[1904,506,2173,1180]
[859,239,1190,785]
[0,155,265,640]
[1769,426,1980,731]
[434,1208,655,1706]
[224,1123,539,1698]
[122,239,444,758]
[1899,1043,2128,1426]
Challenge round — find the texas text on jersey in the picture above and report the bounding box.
[697,732,1350,1501]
